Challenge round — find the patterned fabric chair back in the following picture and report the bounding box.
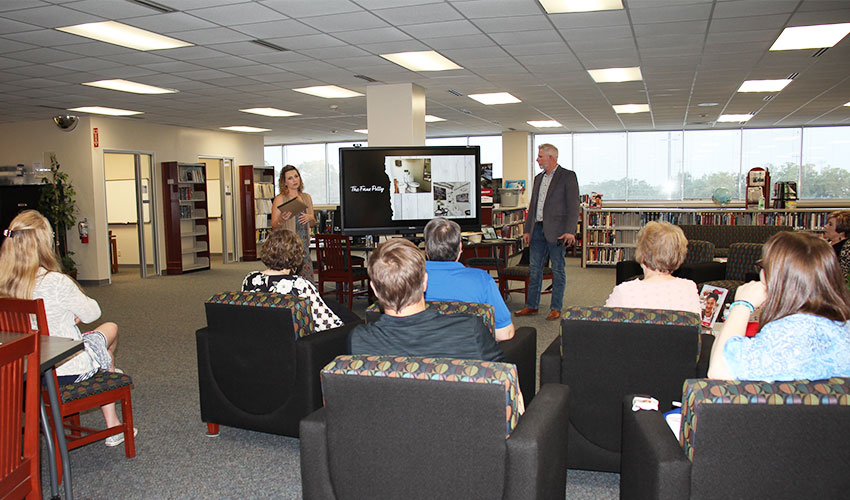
[365,300,495,337]
[725,242,762,281]
[207,291,315,338]
[684,239,715,265]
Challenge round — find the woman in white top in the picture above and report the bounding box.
[0,210,133,447]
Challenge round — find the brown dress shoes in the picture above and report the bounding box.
[514,307,539,316]
[546,310,561,321]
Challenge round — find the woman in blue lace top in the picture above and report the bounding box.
[708,231,850,381]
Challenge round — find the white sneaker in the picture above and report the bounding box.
[105,427,138,447]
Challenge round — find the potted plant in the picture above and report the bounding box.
[39,153,78,276]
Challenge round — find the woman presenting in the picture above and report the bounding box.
[272,164,316,282]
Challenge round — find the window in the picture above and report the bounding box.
[283,144,327,204]
[627,131,683,200]
[683,130,741,199]
[802,127,850,199]
[574,133,627,200]
[468,136,503,178]
[326,142,358,204]
[742,128,801,197]
[533,134,572,171]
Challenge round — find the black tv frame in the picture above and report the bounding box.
[339,146,482,236]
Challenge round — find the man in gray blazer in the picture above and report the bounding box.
[515,144,580,321]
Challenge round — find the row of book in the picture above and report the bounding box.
[179,207,206,220]
[178,166,205,183]
[178,186,205,202]
[255,214,271,229]
[493,209,526,226]
[585,247,634,265]
[254,199,273,214]
[497,224,523,239]
[254,182,274,199]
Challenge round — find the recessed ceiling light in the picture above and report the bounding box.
[717,114,754,122]
[239,108,301,117]
[697,102,719,107]
[220,126,271,133]
[425,115,446,122]
[293,85,363,99]
[527,120,563,128]
[468,92,521,105]
[82,79,177,94]
[770,22,850,51]
[738,79,792,92]
[539,0,623,13]
[380,50,462,72]
[68,106,142,116]
[588,66,642,83]
[57,21,192,51]
[613,104,650,114]
[354,129,368,134]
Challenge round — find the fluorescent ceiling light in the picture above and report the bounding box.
[57,21,192,51]
[717,114,753,122]
[220,126,271,133]
[698,102,719,107]
[354,129,368,134]
[468,92,521,105]
[239,107,300,117]
[613,104,650,114]
[82,79,177,94]
[844,102,850,107]
[380,50,462,72]
[293,85,363,99]
[527,120,563,128]
[68,106,142,116]
[425,115,446,122]
[539,0,623,13]
[770,22,850,51]
[588,66,642,83]
[738,79,792,92]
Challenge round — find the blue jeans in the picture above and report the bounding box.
[527,223,566,311]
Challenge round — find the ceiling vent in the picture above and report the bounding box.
[127,0,177,13]
[448,89,465,97]
[812,48,829,58]
[251,39,289,52]
[354,74,378,83]
[787,72,799,80]
[763,95,774,102]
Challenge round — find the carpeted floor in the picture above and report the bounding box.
[46,254,619,499]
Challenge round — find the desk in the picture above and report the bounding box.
[0,333,83,500]
[462,238,520,270]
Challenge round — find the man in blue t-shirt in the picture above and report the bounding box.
[423,217,515,341]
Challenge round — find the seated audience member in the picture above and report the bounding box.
[423,217,515,341]
[825,210,850,280]
[708,231,850,381]
[0,210,134,447]
[242,229,354,330]
[604,221,701,315]
[349,238,505,362]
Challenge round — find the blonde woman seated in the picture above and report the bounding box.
[604,221,701,315]
[242,229,351,331]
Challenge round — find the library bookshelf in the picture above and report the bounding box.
[162,162,210,274]
[239,165,275,261]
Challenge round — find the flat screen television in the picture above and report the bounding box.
[339,146,482,236]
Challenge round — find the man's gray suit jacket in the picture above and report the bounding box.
[523,166,580,243]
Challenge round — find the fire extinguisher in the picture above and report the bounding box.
[79,218,89,244]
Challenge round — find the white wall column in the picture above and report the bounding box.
[366,83,426,147]
[502,131,532,206]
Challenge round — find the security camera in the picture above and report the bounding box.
[53,115,79,132]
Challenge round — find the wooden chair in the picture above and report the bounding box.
[498,247,553,303]
[0,305,40,500]
[0,298,136,466]
[315,234,369,309]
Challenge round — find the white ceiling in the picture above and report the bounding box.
[1,0,849,145]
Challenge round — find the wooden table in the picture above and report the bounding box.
[1,333,83,500]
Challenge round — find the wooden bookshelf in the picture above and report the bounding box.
[161,162,210,275]
[239,165,275,261]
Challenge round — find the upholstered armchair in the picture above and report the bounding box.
[678,242,763,307]
[615,239,716,285]
[300,354,570,500]
[540,306,702,472]
[195,291,361,438]
[365,300,538,404]
[621,377,850,500]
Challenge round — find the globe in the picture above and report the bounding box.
[712,187,732,205]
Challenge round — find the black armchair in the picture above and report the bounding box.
[196,291,361,438]
[540,306,702,472]
[300,354,570,500]
[621,377,850,500]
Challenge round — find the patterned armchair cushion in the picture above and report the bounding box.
[684,240,715,265]
[561,306,701,327]
[366,300,496,337]
[323,354,523,437]
[60,371,133,403]
[207,291,315,338]
[678,377,850,461]
[725,242,762,281]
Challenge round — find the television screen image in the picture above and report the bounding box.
[339,146,481,235]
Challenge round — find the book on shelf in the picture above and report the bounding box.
[179,166,205,183]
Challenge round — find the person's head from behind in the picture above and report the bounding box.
[825,210,850,243]
[368,238,426,312]
[0,209,61,298]
[260,229,302,274]
[635,221,688,274]
[279,165,303,194]
[424,217,461,262]
[759,231,850,327]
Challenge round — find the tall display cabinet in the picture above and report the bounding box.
[161,162,210,274]
[239,165,275,261]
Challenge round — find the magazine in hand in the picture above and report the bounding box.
[699,284,729,329]
[277,196,308,215]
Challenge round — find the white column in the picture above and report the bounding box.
[502,131,532,206]
[366,83,426,147]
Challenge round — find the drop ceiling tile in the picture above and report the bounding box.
[560,25,633,41]
[401,19,481,38]
[261,0,361,18]
[0,37,36,53]
[549,10,630,29]
[424,34,495,50]
[358,39,430,54]
[2,5,97,28]
[789,8,850,26]
[504,42,571,56]
[194,54,261,68]
[0,56,31,69]
[171,27,253,45]
[172,68,235,81]
[140,61,208,73]
[264,33,346,50]
[634,20,707,37]
[231,19,318,39]
[0,17,42,35]
[189,3,287,25]
[471,15,551,33]
[374,3,463,25]
[5,47,78,64]
[245,50,314,64]
[709,14,789,32]
[47,56,122,71]
[126,12,218,33]
[89,66,158,79]
[149,46,225,61]
[453,0,542,19]
[55,42,134,57]
[300,11,389,33]
[333,27,411,45]
[61,0,158,18]
[490,30,563,46]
